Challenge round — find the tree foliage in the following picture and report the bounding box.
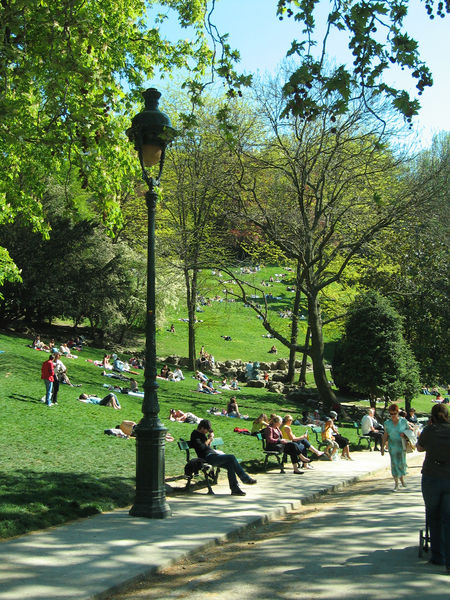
[332,290,420,403]
[157,97,236,366]
[356,133,450,383]
[0,0,227,283]
[277,0,448,124]
[221,74,433,407]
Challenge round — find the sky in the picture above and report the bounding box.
[152,0,449,148]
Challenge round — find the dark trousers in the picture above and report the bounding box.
[422,474,450,567]
[368,430,383,448]
[267,442,301,465]
[205,452,251,491]
[52,379,60,404]
[294,439,311,458]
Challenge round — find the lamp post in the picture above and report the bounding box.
[126,88,177,518]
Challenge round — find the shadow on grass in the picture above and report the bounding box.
[8,393,39,403]
[0,469,134,540]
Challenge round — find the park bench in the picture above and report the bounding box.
[256,431,286,473]
[309,425,329,450]
[353,422,373,450]
[178,437,225,494]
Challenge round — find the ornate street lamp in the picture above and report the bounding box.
[126,88,177,518]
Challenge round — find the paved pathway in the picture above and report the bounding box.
[0,452,428,600]
[131,465,449,600]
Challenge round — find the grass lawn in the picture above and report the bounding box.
[156,265,340,363]
[0,265,442,539]
[0,328,339,539]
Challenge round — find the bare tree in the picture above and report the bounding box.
[222,80,440,408]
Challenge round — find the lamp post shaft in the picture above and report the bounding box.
[129,183,171,519]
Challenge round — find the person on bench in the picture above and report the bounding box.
[190,419,257,496]
[264,415,310,474]
[361,408,384,451]
[280,414,325,468]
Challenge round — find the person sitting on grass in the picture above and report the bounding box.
[172,367,184,381]
[190,419,257,496]
[230,377,240,390]
[264,415,310,474]
[219,377,231,389]
[227,396,241,418]
[201,380,221,394]
[160,364,170,379]
[34,335,51,352]
[59,343,78,358]
[281,414,325,468]
[112,354,139,375]
[195,370,208,382]
[78,392,121,409]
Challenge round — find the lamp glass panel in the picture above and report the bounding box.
[142,144,162,167]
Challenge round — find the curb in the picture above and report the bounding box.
[92,452,424,600]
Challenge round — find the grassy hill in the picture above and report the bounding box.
[0,264,442,539]
[156,264,339,363]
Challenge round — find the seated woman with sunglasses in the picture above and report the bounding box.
[280,414,325,468]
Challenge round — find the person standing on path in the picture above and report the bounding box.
[41,355,55,406]
[381,403,411,490]
[417,403,450,572]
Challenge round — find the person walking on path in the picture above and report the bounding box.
[381,403,412,490]
[41,355,55,406]
[417,403,450,572]
[190,419,257,496]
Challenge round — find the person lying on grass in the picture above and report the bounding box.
[78,392,121,409]
[115,420,174,441]
[169,409,201,424]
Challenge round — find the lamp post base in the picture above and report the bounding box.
[129,419,171,519]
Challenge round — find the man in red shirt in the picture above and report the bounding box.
[41,356,55,406]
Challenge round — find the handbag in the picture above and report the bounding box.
[402,437,415,453]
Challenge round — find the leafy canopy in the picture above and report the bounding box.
[277,0,448,124]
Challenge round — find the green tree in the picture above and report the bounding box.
[222,75,439,408]
[277,0,447,123]
[0,0,227,283]
[332,290,420,410]
[159,100,235,369]
[356,134,450,383]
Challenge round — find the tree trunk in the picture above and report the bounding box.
[308,293,337,410]
[298,326,311,384]
[184,267,198,371]
[287,284,302,383]
[404,396,412,414]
